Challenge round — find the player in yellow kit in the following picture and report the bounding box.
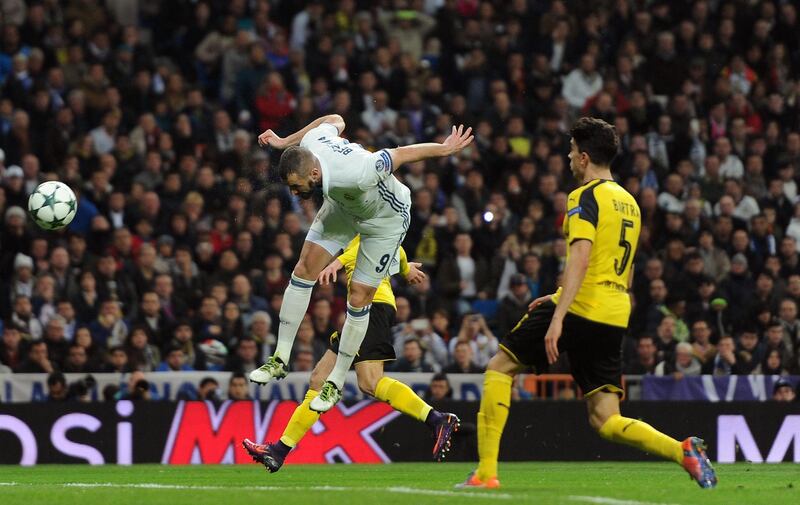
[243,236,460,472]
[457,118,717,490]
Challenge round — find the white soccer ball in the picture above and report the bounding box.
[28,181,78,230]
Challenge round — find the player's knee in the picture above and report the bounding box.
[309,367,325,391]
[357,375,377,397]
[487,352,517,375]
[347,288,375,308]
[292,261,316,282]
[588,408,610,433]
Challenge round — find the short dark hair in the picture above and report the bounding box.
[277,146,315,182]
[570,117,619,166]
[200,377,218,388]
[431,372,449,383]
[47,372,66,387]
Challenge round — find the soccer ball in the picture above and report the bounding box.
[28,181,78,230]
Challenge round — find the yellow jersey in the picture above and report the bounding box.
[338,236,409,309]
[551,179,640,328]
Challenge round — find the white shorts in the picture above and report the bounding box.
[306,201,409,287]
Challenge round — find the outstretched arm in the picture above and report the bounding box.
[387,125,473,171]
[258,114,346,149]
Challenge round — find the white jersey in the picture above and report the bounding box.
[300,124,411,226]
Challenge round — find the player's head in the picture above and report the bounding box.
[568,117,619,180]
[278,146,320,199]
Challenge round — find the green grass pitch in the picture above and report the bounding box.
[0,462,796,505]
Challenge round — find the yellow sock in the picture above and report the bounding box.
[598,414,683,464]
[476,370,513,481]
[279,389,320,447]
[375,377,432,422]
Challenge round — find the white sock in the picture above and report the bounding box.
[327,303,371,389]
[274,273,315,363]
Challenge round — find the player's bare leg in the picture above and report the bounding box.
[457,350,522,490]
[249,241,333,385]
[587,391,717,488]
[355,361,460,461]
[310,282,375,412]
[243,351,335,472]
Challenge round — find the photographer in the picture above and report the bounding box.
[407,318,450,372]
[449,313,498,368]
[67,374,96,402]
[117,370,155,401]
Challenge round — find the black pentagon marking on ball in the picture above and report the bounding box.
[67,199,77,212]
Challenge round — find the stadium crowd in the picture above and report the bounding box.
[2,0,800,400]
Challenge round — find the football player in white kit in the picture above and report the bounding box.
[248,114,473,412]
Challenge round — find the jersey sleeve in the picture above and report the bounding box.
[566,188,599,244]
[355,149,394,190]
[300,123,340,148]
[337,236,360,269]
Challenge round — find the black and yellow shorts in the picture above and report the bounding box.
[499,300,625,398]
[329,302,397,364]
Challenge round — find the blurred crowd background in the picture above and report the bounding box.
[2,0,800,401]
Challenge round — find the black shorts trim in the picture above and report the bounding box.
[329,303,396,364]
[499,301,624,397]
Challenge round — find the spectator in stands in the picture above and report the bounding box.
[133,291,170,346]
[156,346,194,372]
[735,329,765,375]
[291,349,315,372]
[220,301,245,344]
[391,338,433,373]
[449,313,498,369]
[197,377,220,402]
[62,343,90,373]
[43,315,69,367]
[225,336,259,375]
[562,53,602,110]
[1,326,23,371]
[168,320,206,371]
[88,299,128,349]
[310,298,336,344]
[16,339,55,373]
[444,341,484,374]
[10,295,42,340]
[248,311,276,360]
[689,320,717,365]
[403,318,448,372]
[704,336,745,375]
[655,342,702,377]
[125,325,161,372]
[227,372,251,400]
[292,317,326,365]
[763,320,795,372]
[437,232,492,315]
[754,349,791,376]
[46,372,68,401]
[72,326,103,370]
[495,274,532,337]
[772,378,796,402]
[193,296,223,343]
[102,345,131,373]
[118,371,153,401]
[425,372,452,402]
[624,336,658,375]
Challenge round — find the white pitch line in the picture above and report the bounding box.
[569,495,684,505]
[0,482,512,500]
